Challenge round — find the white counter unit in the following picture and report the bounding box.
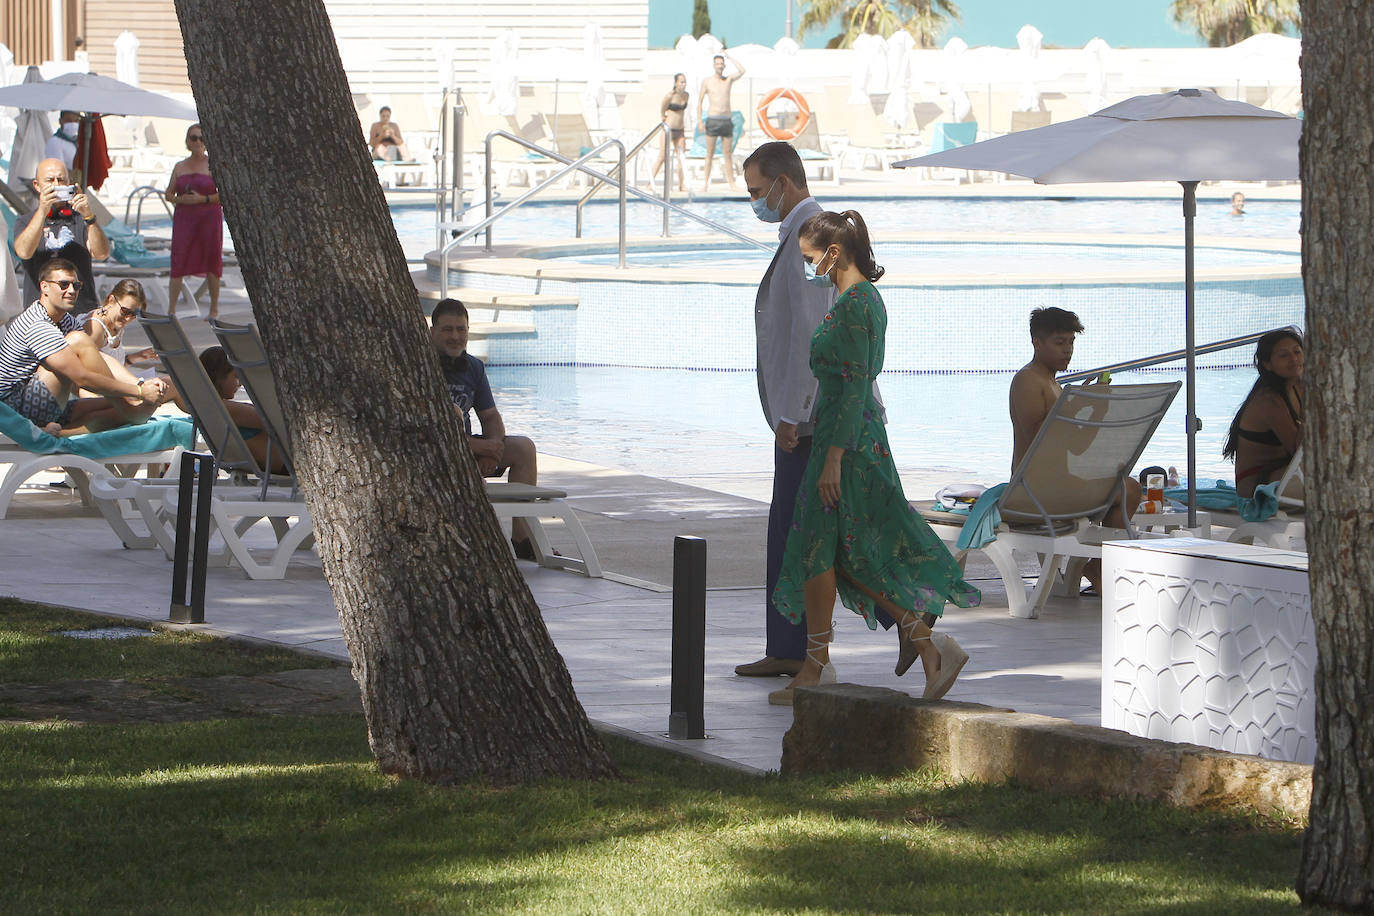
[1101,537,1313,764]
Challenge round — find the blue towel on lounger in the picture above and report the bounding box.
[0,400,194,459]
[1164,479,1280,523]
[955,482,1007,550]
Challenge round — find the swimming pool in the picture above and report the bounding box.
[393,194,1301,260]
[535,240,1300,274]
[485,363,1259,490]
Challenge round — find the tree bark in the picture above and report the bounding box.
[171,0,617,785]
[1297,0,1374,907]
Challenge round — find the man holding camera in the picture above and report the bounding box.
[12,157,109,315]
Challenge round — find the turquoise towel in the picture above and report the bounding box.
[956,482,1007,550]
[1164,479,1280,523]
[102,221,172,270]
[0,400,194,459]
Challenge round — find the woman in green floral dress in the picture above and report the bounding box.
[770,210,980,706]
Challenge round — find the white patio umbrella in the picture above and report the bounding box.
[1014,24,1044,112]
[894,89,1301,523]
[487,30,520,118]
[114,30,140,87]
[6,67,51,199]
[0,71,196,119]
[515,46,630,148]
[1082,38,1111,112]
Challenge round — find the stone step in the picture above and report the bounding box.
[410,270,578,309]
[467,320,535,339]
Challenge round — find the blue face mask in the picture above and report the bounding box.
[751,177,782,223]
[805,248,835,288]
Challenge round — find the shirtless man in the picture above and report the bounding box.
[1008,307,1138,596]
[697,52,745,191]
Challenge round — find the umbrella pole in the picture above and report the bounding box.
[78,113,92,190]
[1182,180,1199,528]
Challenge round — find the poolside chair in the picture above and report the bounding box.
[1219,447,1306,549]
[793,116,840,186]
[90,312,312,579]
[917,381,1181,619]
[0,399,192,520]
[208,318,602,577]
[684,111,745,186]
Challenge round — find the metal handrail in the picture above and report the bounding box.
[1059,327,1295,383]
[478,130,772,255]
[575,123,665,237]
[439,135,628,296]
[124,185,173,232]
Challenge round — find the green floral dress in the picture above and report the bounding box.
[773,281,981,628]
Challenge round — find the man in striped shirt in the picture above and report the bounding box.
[0,258,166,433]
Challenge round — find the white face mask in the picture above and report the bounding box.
[59,121,79,139]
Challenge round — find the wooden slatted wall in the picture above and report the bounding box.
[84,0,189,91]
[323,0,649,97]
[1,0,56,66]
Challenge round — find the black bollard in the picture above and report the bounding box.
[668,535,707,739]
[169,452,216,624]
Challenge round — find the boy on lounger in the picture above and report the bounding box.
[0,258,168,435]
[1009,307,1140,596]
[429,297,545,560]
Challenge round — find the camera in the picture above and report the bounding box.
[53,185,75,201]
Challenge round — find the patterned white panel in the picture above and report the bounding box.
[1102,544,1314,764]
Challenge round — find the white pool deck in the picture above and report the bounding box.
[1,459,1103,775]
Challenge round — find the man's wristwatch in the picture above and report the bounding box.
[83,215,96,224]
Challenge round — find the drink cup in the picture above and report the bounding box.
[1146,473,1165,504]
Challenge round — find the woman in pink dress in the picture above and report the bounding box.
[165,123,223,319]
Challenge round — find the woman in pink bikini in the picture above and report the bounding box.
[164,123,223,319]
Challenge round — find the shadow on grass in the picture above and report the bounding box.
[1,717,1304,913]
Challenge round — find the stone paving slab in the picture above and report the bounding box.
[0,461,1102,774]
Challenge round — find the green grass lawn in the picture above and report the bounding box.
[1,600,1306,914]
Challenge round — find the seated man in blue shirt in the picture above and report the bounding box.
[429,297,545,560]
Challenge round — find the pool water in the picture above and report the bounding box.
[550,240,1298,274]
[396,195,1300,260]
[486,364,1257,490]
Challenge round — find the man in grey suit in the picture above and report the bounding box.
[735,142,902,678]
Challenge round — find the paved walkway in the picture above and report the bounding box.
[0,459,1101,775]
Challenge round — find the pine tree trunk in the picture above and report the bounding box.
[1297,0,1374,906]
[171,0,617,785]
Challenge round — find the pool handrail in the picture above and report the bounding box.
[438,134,629,296]
[470,129,771,258]
[574,123,667,238]
[1058,326,1298,383]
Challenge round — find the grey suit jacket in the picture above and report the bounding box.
[754,199,883,436]
[754,198,832,436]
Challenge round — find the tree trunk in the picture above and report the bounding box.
[1297,0,1374,906]
[172,0,617,785]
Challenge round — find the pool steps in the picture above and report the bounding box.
[411,269,575,360]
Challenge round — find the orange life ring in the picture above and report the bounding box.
[756,87,811,141]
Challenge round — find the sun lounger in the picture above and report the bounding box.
[208,319,602,577]
[916,381,1181,618]
[0,398,192,519]
[90,312,311,579]
[1178,447,1305,549]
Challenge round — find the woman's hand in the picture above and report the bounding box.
[818,451,843,507]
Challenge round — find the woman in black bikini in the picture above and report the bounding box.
[1223,328,1304,497]
[652,73,689,192]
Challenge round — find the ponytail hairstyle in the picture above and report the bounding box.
[799,209,885,283]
